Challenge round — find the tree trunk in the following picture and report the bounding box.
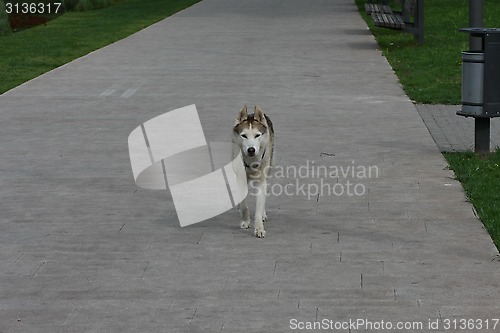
[0,0,13,35]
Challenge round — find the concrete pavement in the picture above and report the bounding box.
[1,0,499,332]
[416,104,500,152]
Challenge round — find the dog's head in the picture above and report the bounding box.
[233,105,270,157]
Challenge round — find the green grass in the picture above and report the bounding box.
[0,0,201,94]
[355,0,500,104]
[445,151,500,249]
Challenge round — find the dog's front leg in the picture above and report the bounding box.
[254,179,267,238]
[239,196,250,229]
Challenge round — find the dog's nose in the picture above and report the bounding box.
[247,147,255,156]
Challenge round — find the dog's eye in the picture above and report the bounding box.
[255,134,261,138]
[241,134,247,139]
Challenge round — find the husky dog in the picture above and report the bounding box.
[233,105,274,238]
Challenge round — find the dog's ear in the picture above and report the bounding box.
[254,105,268,126]
[235,105,248,125]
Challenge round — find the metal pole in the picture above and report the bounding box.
[475,119,490,153]
[470,0,489,153]
[469,0,484,50]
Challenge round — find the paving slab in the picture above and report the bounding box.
[416,104,500,152]
[1,0,500,332]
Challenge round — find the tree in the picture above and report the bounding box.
[72,0,112,11]
[0,0,13,35]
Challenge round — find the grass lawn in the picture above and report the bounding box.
[355,0,500,249]
[354,0,500,105]
[0,0,201,94]
[444,151,500,249]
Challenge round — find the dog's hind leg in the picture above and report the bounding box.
[239,197,250,229]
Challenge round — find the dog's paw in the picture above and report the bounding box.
[240,220,250,229]
[254,228,266,238]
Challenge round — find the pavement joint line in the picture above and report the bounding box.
[121,88,138,98]
[31,261,47,277]
[100,89,116,97]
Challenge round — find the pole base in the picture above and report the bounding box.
[475,117,490,153]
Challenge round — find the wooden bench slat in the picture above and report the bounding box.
[393,14,405,28]
[379,5,393,13]
[365,3,375,13]
[365,3,393,14]
[372,12,405,29]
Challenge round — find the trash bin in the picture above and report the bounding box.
[458,28,500,118]
[461,51,484,116]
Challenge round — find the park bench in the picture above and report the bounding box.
[365,1,391,15]
[368,0,424,45]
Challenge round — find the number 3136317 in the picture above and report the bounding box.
[443,318,499,330]
[5,3,62,14]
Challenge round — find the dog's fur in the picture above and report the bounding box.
[233,106,274,238]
